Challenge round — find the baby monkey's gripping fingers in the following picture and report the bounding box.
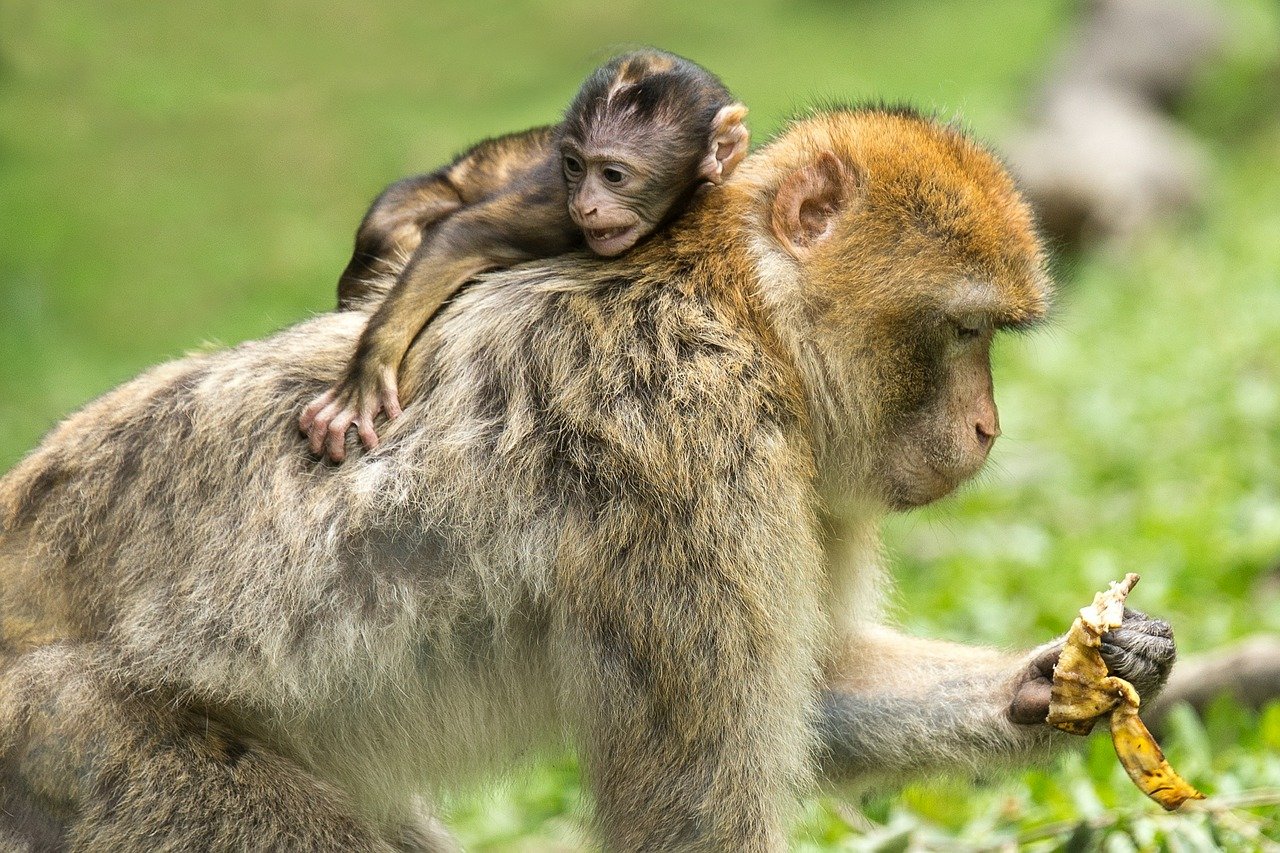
[322,403,358,463]
[299,388,336,436]
[301,364,402,463]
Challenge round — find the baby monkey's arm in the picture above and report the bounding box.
[302,187,575,462]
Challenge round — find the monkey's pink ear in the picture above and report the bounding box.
[769,153,856,256]
[700,103,750,184]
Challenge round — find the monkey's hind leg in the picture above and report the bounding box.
[0,644,410,852]
[337,173,465,311]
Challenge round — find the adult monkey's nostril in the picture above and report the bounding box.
[975,420,998,449]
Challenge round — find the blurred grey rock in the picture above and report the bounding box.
[1007,0,1229,247]
[1007,88,1209,244]
[1043,0,1228,110]
[1146,635,1280,730]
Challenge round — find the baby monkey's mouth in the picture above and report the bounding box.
[588,225,631,243]
[584,223,643,257]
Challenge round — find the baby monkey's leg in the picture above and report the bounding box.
[335,127,558,311]
[336,173,464,310]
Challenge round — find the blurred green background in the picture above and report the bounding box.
[2,0,1279,848]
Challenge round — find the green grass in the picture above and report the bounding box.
[3,0,1278,848]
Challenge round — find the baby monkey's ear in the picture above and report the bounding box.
[700,103,750,184]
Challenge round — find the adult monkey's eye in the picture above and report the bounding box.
[956,324,981,340]
[602,167,626,184]
[563,156,583,177]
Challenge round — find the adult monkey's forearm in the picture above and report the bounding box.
[815,618,1174,782]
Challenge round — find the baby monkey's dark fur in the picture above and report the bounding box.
[303,50,749,461]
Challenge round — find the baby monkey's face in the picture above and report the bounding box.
[561,142,679,257]
[560,100,749,257]
[561,102,748,257]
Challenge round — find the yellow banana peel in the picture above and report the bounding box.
[1046,573,1204,811]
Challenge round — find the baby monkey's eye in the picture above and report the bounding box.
[602,167,626,185]
[955,325,981,340]
[563,156,583,177]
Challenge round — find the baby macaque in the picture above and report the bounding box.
[302,50,750,461]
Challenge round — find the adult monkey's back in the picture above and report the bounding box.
[0,108,1176,851]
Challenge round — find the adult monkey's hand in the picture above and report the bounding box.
[1047,574,1203,811]
[1008,599,1175,726]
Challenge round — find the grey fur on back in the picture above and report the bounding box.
[0,251,818,823]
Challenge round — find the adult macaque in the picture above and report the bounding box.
[0,107,1174,851]
[304,49,750,461]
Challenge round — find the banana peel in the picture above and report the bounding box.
[1046,573,1204,811]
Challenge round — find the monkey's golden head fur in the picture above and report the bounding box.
[701,106,1052,507]
[740,106,1049,321]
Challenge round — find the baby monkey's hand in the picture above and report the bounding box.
[299,364,402,463]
